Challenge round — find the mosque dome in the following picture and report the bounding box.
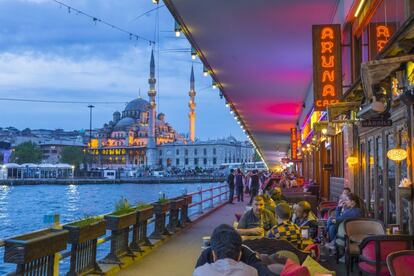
[114,117,136,131]
[124,98,149,112]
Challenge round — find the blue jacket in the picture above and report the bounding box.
[335,206,363,224]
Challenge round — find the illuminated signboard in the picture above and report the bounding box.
[312,24,342,111]
[291,128,298,160]
[369,23,396,59]
[301,110,325,143]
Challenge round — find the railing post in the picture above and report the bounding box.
[198,185,203,214]
[210,184,214,208]
[218,185,222,203]
[225,184,229,201]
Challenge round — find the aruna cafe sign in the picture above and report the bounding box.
[312,24,342,111]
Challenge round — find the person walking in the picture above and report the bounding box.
[227,169,235,204]
[248,170,260,205]
[235,168,245,202]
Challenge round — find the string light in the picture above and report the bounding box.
[191,47,197,60]
[152,0,159,4]
[174,21,181,37]
[52,0,155,45]
[212,81,217,89]
[203,65,209,77]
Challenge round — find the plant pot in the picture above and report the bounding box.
[136,206,154,223]
[152,201,170,214]
[399,187,413,200]
[63,219,106,244]
[170,198,185,210]
[104,211,137,231]
[4,229,68,264]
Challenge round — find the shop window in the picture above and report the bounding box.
[194,149,198,155]
[213,158,217,165]
[399,130,409,232]
[176,159,180,165]
[386,133,396,224]
[376,136,384,221]
[203,158,207,165]
[194,158,198,165]
[185,158,188,165]
[204,148,207,155]
[176,149,179,155]
[185,149,188,156]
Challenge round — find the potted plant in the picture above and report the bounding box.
[104,197,137,231]
[4,228,68,265]
[399,178,413,200]
[152,197,171,214]
[63,215,106,244]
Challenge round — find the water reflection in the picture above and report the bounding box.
[0,185,11,230]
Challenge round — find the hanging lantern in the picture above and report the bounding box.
[346,156,358,166]
[387,148,407,162]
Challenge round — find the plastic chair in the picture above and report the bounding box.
[359,235,414,276]
[386,250,414,276]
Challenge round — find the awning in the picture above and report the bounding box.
[361,55,414,99]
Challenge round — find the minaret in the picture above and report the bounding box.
[146,50,157,167]
[189,66,196,142]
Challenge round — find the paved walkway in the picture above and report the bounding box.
[118,201,247,276]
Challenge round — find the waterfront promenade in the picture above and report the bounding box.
[119,201,245,276]
[0,176,225,185]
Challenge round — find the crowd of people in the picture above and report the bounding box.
[193,169,364,275]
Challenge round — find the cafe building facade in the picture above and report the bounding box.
[299,0,414,234]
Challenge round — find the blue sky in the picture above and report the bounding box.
[0,0,246,141]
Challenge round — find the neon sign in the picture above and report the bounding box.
[369,23,395,59]
[291,128,298,160]
[312,24,342,111]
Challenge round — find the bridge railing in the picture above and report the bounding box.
[0,183,229,275]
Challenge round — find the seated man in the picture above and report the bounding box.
[268,203,301,246]
[269,187,286,205]
[194,224,267,276]
[237,195,277,236]
[293,201,318,239]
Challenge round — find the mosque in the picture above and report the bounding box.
[89,51,254,170]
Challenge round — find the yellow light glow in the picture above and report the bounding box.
[387,148,407,162]
[152,0,159,4]
[191,54,196,60]
[354,0,365,17]
[347,156,358,166]
[321,128,327,135]
[175,31,181,37]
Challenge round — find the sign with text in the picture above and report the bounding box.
[290,128,298,160]
[369,23,396,59]
[312,24,342,111]
[361,119,392,127]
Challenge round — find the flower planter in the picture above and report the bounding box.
[152,201,170,214]
[4,229,68,265]
[150,201,171,240]
[63,220,106,275]
[64,219,106,244]
[170,198,185,210]
[104,211,137,231]
[136,206,154,223]
[399,187,413,200]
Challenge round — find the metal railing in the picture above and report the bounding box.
[0,183,229,275]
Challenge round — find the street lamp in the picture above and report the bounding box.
[88,105,95,171]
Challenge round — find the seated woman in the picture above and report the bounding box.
[293,201,318,239]
[325,193,363,248]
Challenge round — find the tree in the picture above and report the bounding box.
[60,146,87,168]
[10,141,42,164]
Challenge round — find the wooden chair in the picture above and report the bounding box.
[386,250,414,276]
[243,237,310,264]
[343,218,385,276]
[359,235,414,276]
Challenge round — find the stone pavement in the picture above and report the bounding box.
[118,201,247,276]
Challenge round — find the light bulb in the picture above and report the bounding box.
[175,31,181,37]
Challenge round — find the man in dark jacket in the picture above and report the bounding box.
[195,243,275,276]
[227,169,235,204]
[249,170,261,205]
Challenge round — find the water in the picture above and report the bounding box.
[0,182,224,274]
